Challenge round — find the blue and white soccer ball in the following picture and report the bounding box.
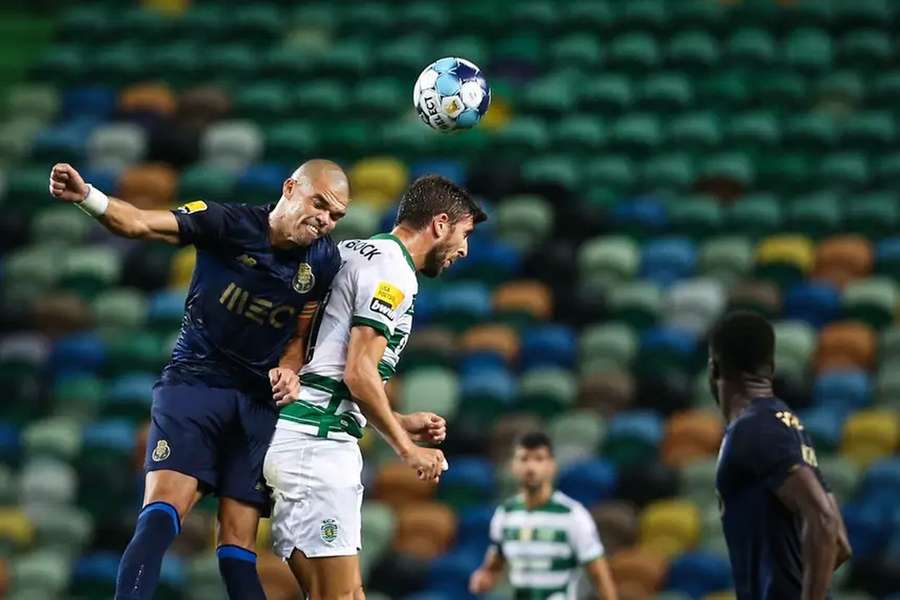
[413,57,491,132]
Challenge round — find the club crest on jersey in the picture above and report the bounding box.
[320,519,338,543]
[152,440,171,462]
[293,262,315,294]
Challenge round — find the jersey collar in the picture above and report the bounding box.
[371,233,416,272]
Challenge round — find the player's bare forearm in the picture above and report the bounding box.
[469,548,504,594]
[100,199,181,243]
[776,467,840,600]
[584,558,618,600]
[828,493,852,569]
[278,305,317,372]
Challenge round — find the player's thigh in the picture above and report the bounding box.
[216,496,261,549]
[264,431,363,562]
[218,392,279,513]
[287,550,363,600]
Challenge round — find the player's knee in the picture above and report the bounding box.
[216,499,260,549]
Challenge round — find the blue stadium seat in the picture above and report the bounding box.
[62,86,116,120]
[409,159,467,186]
[876,236,900,278]
[459,363,516,406]
[70,551,120,596]
[81,420,136,457]
[438,457,495,509]
[455,504,494,552]
[799,405,847,452]
[447,237,520,285]
[0,423,21,466]
[427,546,484,598]
[612,196,669,238]
[843,501,892,559]
[147,290,188,330]
[103,372,157,419]
[640,237,697,288]
[236,163,287,204]
[603,410,664,467]
[431,282,492,328]
[31,121,93,163]
[664,551,733,599]
[519,324,577,371]
[858,457,900,513]
[78,167,120,200]
[558,459,617,508]
[49,333,106,376]
[784,281,841,327]
[813,369,872,411]
[637,326,698,373]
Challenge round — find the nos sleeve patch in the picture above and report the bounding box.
[176,200,208,214]
[370,281,405,318]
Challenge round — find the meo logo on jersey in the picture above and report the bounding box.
[370,281,404,319]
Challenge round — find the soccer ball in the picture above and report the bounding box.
[413,57,490,132]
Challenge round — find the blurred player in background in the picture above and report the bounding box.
[470,431,618,600]
[265,175,486,599]
[49,160,348,600]
[709,311,852,600]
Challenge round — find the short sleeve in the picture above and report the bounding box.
[171,200,240,248]
[569,504,604,564]
[751,412,810,492]
[307,238,342,302]
[488,506,504,555]
[350,258,414,340]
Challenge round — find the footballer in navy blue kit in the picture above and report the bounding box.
[709,312,852,600]
[49,160,350,600]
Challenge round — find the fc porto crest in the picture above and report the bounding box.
[293,262,315,294]
[152,440,171,462]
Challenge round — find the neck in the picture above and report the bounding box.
[723,376,774,424]
[523,482,554,509]
[267,206,293,250]
[390,225,430,271]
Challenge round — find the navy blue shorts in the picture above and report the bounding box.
[145,383,278,514]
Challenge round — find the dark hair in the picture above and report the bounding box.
[394,175,487,229]
[710,310,775,376]
[515,431,554,455]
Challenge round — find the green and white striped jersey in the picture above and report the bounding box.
[490,491,604,600]
[277,233,417,441]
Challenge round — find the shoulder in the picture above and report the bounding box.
[310,235,341,268]
[549,491,582,515]
[499,494,526,513]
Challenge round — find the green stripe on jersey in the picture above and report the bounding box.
[503,497,573,514]
[502,527,569,544]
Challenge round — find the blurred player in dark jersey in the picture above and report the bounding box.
[49,160,349,600]
[709,311,852,600]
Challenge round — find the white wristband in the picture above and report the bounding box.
[76,184,109,218]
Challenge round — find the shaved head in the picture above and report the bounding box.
[270,159,351,248]
[291,159,350,197]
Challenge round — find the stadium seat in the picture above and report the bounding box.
[552,33,602,68]
[727,110,779,148]
[727,28,776,66]
[817,456,861,504]
[699,236,753,285]
[518,325,576,371]
[642,155,696,193]
[813,235,874,289]
[578,369,636,415]
[668,30,718,69]
[86,123,146,172]
[459,324,519,366]
[726,194,783,240]
[579,322,638,373]
[399,367,459,423]
[603,410,663,467]
[547,410,606,468]
[26,504,92,557]
[401,328,456,372]
[29,207,92,248]
[492,281,554,327]
[578,236,640,289]
[783,281,841,328]
[5,84,59,124]
[553,114,608,153]
[664,278,725,335]
[666,112,722,150]
[786,191,842,239]
[664,552,733,599]
[496,195,553,253]
[557,459,616,508]
[843,277,898,329]
[609,32,660,71]
[801,405,847,454]
[437,457,494,510]
[845,192,899,240]
[816,321,877,373]
[608,281,663,330]
[844,112,896,149]
[361,502,396,578]
[611,113,663,154]
[519,367,576,418]
[611,197,669,239]
[392,502,456,560]
[639,73,693,111]
[726,279,782,319]
[661,410,722,467]
[783,28,832,73]
[640,237,697,288]
[375,463,436,508]
[841,410,899,467]
[876,236,900,280]
[22,416,81,463]
[118,163,178,209]
[609,546,669,598]
[640,499,700,558]
[10,550,71,597]
[756,234,815,287]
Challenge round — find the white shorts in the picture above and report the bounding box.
[263,427,363,559]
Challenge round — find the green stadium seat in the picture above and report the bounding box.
[843,277,897,329]
[510,1,560,30]
[178,164,237,204]
[580,74,634,113]
[609,32,660,71]
[773,320,816,379]
[846,191,900,239]
[552,34,603,68]
[819,152,869,190]
[261,45,315,81]
[7,165,56,207]
[578,235,640,288]
[679,457,718,508]
[2,245,59,304]
[201,121,263,172]
[877,152,900,187]
[666,112,721,149]
[844,111,896,149]
[352,79,406,118]
[561,1,614,30]
[104,331,169,375]
[757,152,813,191]
[816,456,860,504]
[781,0,834,27]
[618,0,667,30]
[835,0,893,26]
[584,155,637,192]
[319,39,371,78]
[60,246,121,299]
[400,367,459,422]
[232,82,291,124]
[0,465,15,505]
[815,71,865,106]
[33,44,86,86]
[436,36,489,69]
[187,555,226,600]
[396,2,447,36]
[292,80,348,115]
[609,281,663,330]
[5,84,58,124]
[181,5,228,41]
[876,362,900,409]
[611,113,662,154]
[493,33,542,67]
[697,71,750,108]
[553,114,607,152]
[700,153,754,187]
[87,123,147,172]
[520,155,579,190]
[60,6,111,40]
[91,288,148,334]
[873,70,900,108]
[641,153,694,191]
[522,75,578,114]
[264,121,319,162]
[757,71,808,107]
[30,207,92,246]
[378,35,431,76]
[23,417,81,462]
[727,111,780,148]
[519,367,576,418]
[91,44,147,86]
[727,28,776,66]
[332,202,378,242]
[378,119,433,160]
[10,550,70,598]
[548,410,606,467]
[496,195,553,253]
[839,29,893,67]
[667,30,719,69]
[783,28,832,73]
[231,5,280,42]
[51,375,103,421]
[28,505,92,557]
[700,236,754,285]
[579,322,638,373]
[639,73,692,110]
[787,191,842,239]
[667,196,723,239]
[0,119,41,166]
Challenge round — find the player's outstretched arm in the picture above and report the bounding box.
[344,325,446,481]
[775,466,844,600]
[50,163,180,244]
[469,547,504,595]
[827,493,853,569]
[584,557,618,600]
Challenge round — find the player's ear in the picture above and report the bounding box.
[282,177,294,198]
[432,213,450,238]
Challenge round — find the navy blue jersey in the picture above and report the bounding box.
[716,397,830,600]
[161,200,340,395]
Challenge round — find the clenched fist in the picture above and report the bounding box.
[49,163,88,203]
